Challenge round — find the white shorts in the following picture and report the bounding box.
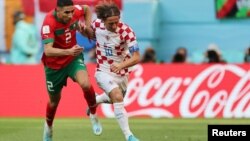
[95,71,128,95]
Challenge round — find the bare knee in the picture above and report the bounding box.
[75,70,91,90]
[78,81,91,90]
[110,88,124,103]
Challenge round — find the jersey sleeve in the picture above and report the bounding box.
[41,16,55,44]
[91,19,102,31]
[74,5,85,19]
[121,25,137,46]
[120,24,139,53]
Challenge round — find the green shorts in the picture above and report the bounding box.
[44,55,87,95]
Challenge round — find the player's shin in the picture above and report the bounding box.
[46,102,57,127]
[83,85,97,114]
[113,102,132,140]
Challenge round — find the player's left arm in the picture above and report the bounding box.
[81,5,92,28]
[111,44,140,73]
[111,25,140,73]
[122,48,140,68]
[78,5,94,39]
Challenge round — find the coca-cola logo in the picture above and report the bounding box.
[100,64,250,118]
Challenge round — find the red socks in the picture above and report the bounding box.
[82,86,97,114]
[46,103,57,127]
[45,86,96,125]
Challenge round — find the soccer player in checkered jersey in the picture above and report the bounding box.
[91,2,140,141]
[41,0,102,140]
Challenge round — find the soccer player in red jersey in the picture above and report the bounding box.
[41,0,102,140]
[86,2,140,141]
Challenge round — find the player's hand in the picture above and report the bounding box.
[77,22,85,33]
[69,45,83,56]
[84,26,95,40]
[111,63,123,73]
[77,24,95,41]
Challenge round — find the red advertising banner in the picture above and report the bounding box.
[0,64,249,118]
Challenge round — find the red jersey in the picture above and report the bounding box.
[41,5,84,69]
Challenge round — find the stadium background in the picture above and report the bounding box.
[0,0,249,118]
[1,0,250,63]
[0,1,250,141]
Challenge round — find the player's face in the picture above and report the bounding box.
[57,6,74,23]
[104,16,120,32]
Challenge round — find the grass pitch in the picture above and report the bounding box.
[0,118,248,141]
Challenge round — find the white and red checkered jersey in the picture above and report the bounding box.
[92,19,138,76]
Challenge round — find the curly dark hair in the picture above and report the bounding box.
[95,2,120,21]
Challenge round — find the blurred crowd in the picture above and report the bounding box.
[1,9,250,65]
[9,11,40,64]
[140,43,250,64]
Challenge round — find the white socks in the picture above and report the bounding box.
[96,93,111,104]
[114,102,132,140]
[96,94,132,139]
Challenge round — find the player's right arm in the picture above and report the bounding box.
[42,16,83,57]
[44,43,83,57]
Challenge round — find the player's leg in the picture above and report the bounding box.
[85,74,128,116]
[74,70,102,135]
[43,67,66,141]
[94,71,113,105]
[95,72,139,141]
[95,73,129,105]
[75,70,97,112]
[69,55,98,114]
[109,88,139,141]
[96,92,111,104]
[85,92,111,116]
[68,55,102,135]
[86,70,129,115]
[43,92,61,141]
[46,93,61,127]
[111,76,139,141]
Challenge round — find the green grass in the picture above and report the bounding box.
[0,118,249,141]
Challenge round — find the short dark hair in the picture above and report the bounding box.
[13,11,25,25]
[172,53,185,63]
[57,0,73,7]
[207,50,220,63]
[95,3,120,21]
